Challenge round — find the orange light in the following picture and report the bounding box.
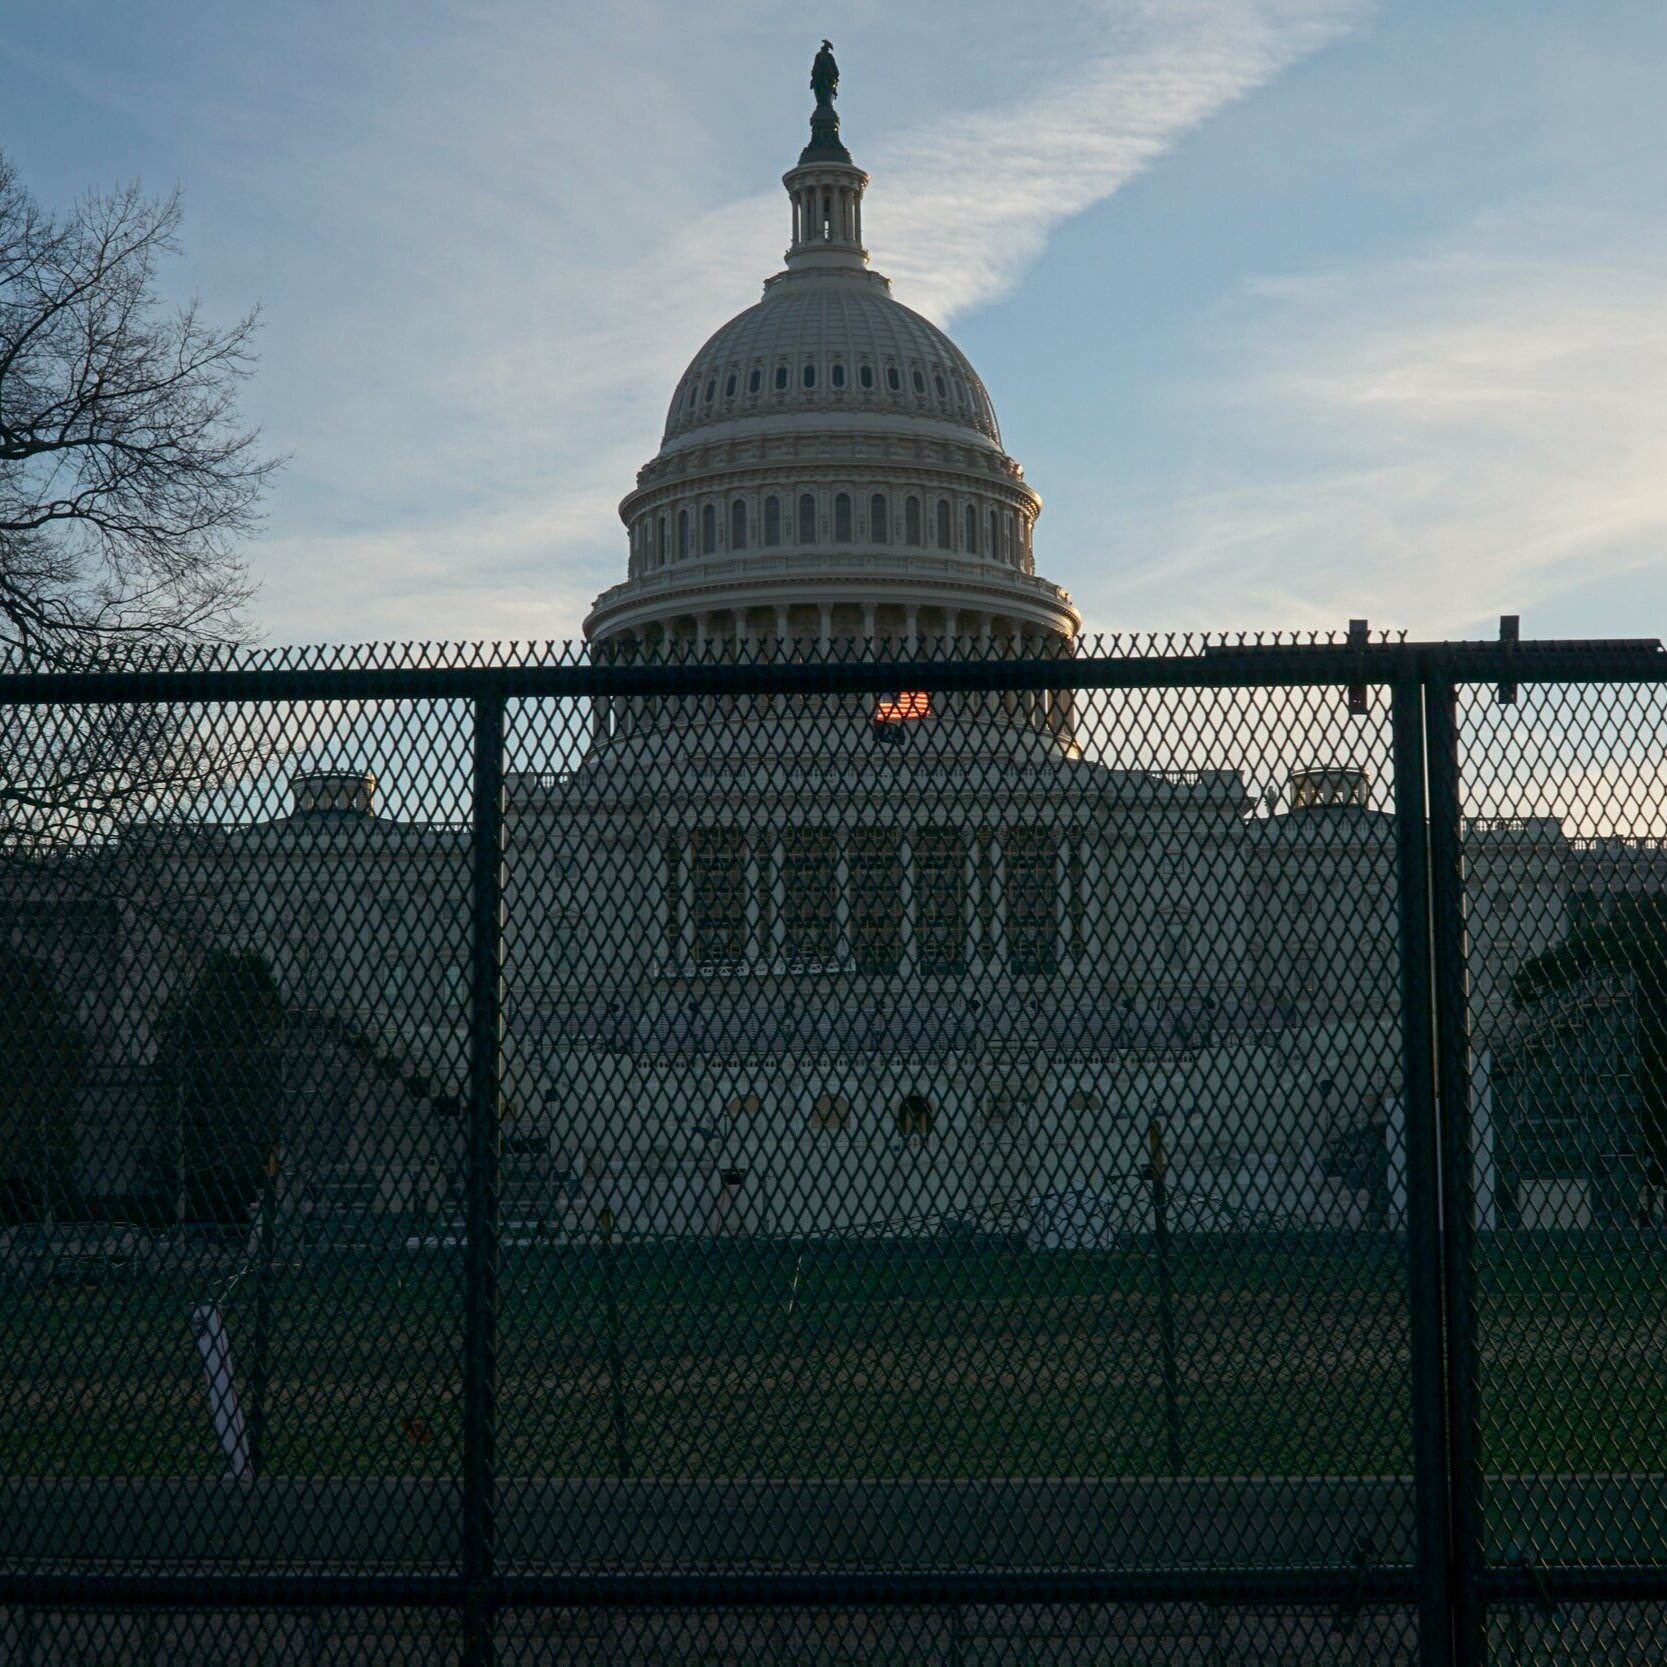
[874,691,931,722]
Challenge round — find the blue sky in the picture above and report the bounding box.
[6,0,1666,646]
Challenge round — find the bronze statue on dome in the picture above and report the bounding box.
[811,40,838,107]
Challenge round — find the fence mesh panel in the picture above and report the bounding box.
[0,640,1662,1662]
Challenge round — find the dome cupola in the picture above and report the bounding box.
[587,45,1079,660]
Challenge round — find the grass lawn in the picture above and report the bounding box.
[2,1238,1663,1479]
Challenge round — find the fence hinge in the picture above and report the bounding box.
[1332,1532,1375,1635]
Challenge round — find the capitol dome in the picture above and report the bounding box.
[585,51,1079,658]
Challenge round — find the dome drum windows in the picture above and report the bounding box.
[910,368,926,395]
[934,373,947,399]
[964,504,978,555]
[764,495,782,547]
[831,362,846,388]
[869,493,888,544]
[678,509,691,561]
[802,362,817,389]
[774,364,789,391]
[702,503,718,556]
[731,498,748,551]
[886,365,901,392]
[859,363,874,389]
[704,379,716,403]
[797,492,817,544]
[905,496,923,547]
[935,498,952,551]
[834,493,852,542]
[748,368,762,394]
[724,373,737,398]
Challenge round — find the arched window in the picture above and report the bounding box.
[798,493,817,544]
[964,504,977,555]
[911,368,926,394]
[810,1093,850,1133]
[935,498,952,550]
[905,496,923,547]
[658,515,668,566]
[724,373,737,398]
[748,368,762,393]
[831,362,846,388]
[731,498,747,551]
[870,494,889,544]
[934,373,947,399]
[988,508,999,561]
[774,364,789,391]
[764,496,782,547]
[834,493,852,541]
[886,365,901,392]
[802,362,817,389]
[704,379,715,403]
[678,509,690,561]
[1005,512,1015,562]
[859,363,874,389]
[702,503,717,555]
[895,1093,934,1140]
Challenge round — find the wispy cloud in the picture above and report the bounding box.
[249,0,1365,643]
[1090,230,1667,635]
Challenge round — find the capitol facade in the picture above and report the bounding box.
[13,51,1607,1237]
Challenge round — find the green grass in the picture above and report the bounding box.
[2,1239,1662,1479]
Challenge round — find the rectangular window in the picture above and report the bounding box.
[690,827,746,965]
[1006,827,1057,975]
[850,828,902,975]
[914,827,966,976]
[780,828,838,961]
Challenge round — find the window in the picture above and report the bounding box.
[934,373,947,398]
[658,516,668,565]
[935,498,952,550]
[834,492,852,541]
[810,1093,851,1133]
[905,496,923,547]
[895,1093,934,1139]
[911,368,926,394]
[775,364,789,391]
[850,829,902,974]
[724,373,737,398]
[704,378,715,403]
[831,362,846,388]
[886,365,901,392]
[798,493,817,544]
[678,509,690,561]
[781,829,838,960]
[802,362,817,388]
[914,828,966,975]
[748,368,762,393]
[731,498,747,551]
[964,504,977,554]
[1006,827,1057,975]
[988,508,999,560]
[859,363,874,389]
[870,494,889,544]
[764,495,782,547]
[690,829,746,964]
[1005,513,1015,562]
[702,503,717,555]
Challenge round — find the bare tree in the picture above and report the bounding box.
[0,151,279,851]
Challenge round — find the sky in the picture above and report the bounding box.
[5,0,1667,648]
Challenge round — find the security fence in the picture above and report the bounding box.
[1,631,1665,1665]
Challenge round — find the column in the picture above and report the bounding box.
[898,834,916,980]
[862,601,877,651]
[818,601,833,656]
[774,603,790,657]
[904,604,919,654]
[695,612,710,658]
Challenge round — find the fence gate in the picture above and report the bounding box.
[1,636,1664,1664]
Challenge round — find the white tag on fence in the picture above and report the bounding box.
[190,1301,251,1479]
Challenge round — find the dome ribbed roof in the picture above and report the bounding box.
[662,275,1003,449]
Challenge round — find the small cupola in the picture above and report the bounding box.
[292,769,376,817]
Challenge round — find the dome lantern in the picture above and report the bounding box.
[783,40,869,277]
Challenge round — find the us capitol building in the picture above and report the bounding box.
[24,50,1626,1237]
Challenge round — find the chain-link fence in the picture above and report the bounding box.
[0,634,1662,1664]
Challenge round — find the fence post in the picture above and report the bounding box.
[1424,662,1487,1664]
[463,691,506,1667]
[1390,667,1455,1667]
